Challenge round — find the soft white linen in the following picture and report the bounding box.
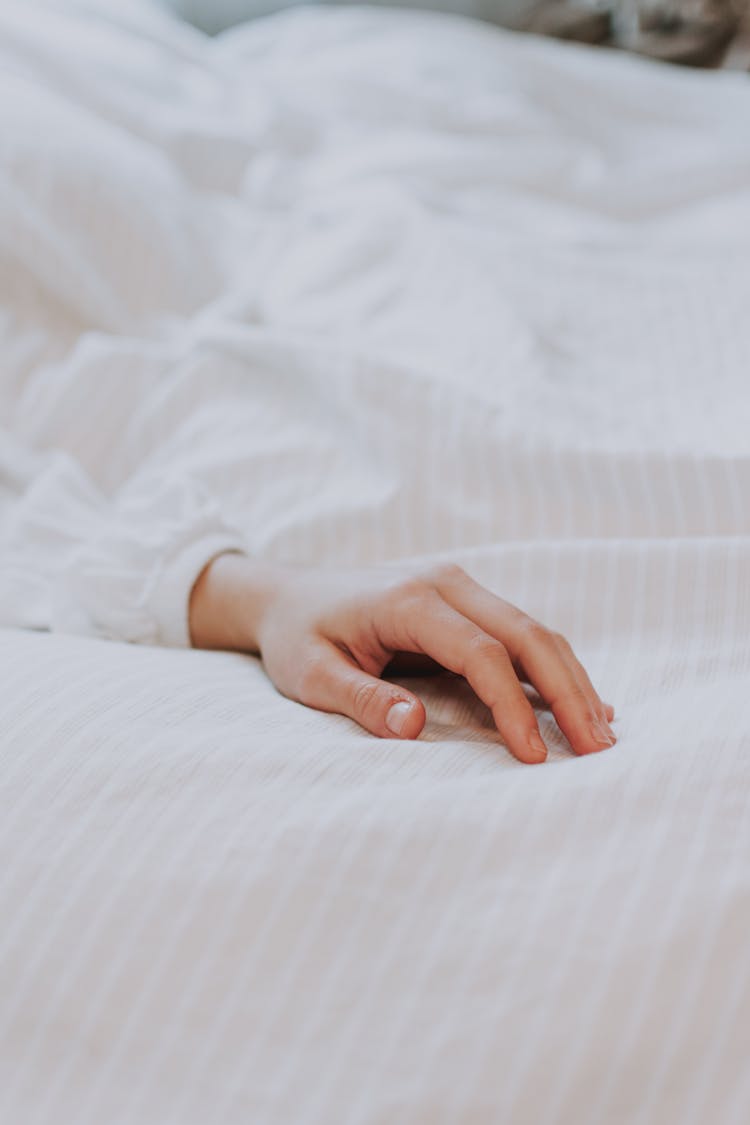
[1,2,750,1122]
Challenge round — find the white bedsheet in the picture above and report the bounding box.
[1,1,750,1121]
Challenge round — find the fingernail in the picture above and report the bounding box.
[386,701,413,736]
[528,730,547,762]
[591,717,616,747]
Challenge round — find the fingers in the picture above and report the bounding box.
[287,564,616,764]
[431,566,616,757]
[393,594,549,764]
[512,629,616,756]
[297,643,426,740]
[551,633,614,727]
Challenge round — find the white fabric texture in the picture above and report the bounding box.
[1,1,750,1122]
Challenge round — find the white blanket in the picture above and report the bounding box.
[1,2,750,1121]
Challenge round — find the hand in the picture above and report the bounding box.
[189,553,616,764]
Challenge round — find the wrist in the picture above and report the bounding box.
[188,551,283,653]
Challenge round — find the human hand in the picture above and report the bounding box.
[189,553,616,764]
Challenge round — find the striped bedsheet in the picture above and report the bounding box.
[1,1,749,1121]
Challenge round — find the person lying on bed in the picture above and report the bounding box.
[2,430,615,767]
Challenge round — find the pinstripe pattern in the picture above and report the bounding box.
[2,1,750,1122]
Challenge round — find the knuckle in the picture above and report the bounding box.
[395,563,466,597]
[392,575,431,605]
[549,630,570,649]
[352,680,383,722]
[427,562,466,587]
[390,578,437,626]
[518,618,553,652]
[467,633,507,662]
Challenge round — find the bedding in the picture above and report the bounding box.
[1,0,750,1121]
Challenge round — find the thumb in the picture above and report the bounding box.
[307,645,426,740]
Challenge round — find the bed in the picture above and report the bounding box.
[1,1,750,1121]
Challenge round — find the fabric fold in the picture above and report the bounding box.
[0,428,246,646]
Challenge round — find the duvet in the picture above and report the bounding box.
[1,0,750,1121]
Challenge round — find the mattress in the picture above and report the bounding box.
[1,1,750,1121]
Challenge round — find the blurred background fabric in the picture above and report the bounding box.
[158,0,551,33]
[155,0,750,66]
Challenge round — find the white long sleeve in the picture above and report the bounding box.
[0,0,250,647]
[0,428,245,646]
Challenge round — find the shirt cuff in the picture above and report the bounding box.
[150,534,246,648]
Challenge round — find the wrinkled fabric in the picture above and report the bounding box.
[2,0,749,649]
[1,3,750,1122]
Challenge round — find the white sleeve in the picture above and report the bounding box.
[0,429,246,648]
